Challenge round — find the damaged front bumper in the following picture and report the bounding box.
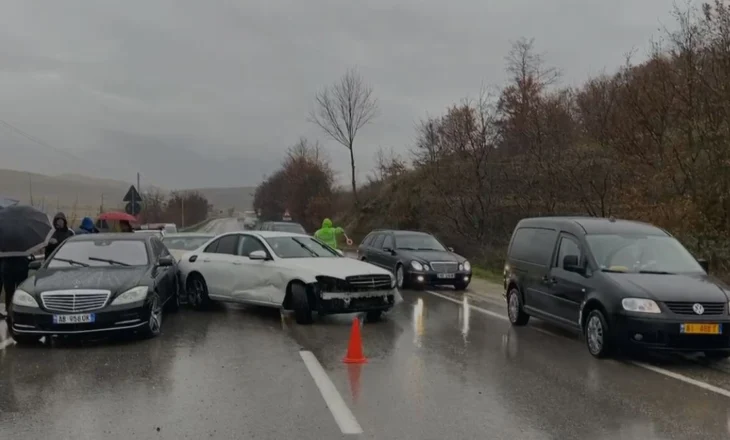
[317,289,397,315]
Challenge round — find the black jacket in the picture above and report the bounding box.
[45,212,75,259]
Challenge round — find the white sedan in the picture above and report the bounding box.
[177,231,398,324]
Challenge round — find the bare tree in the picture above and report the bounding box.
[309,68,379,206]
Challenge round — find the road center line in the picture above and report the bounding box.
[424,289,730,399]
[299,350,363,435]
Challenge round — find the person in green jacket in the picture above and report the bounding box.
[314,218,352,249]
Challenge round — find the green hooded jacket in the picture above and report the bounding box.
[314,218,344,249]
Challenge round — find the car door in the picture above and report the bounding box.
[380,233,398,271]
[517,227,559,316]
[197,234,241,299]
[150,237,176,303]
[367,233,387,269]
[357,233,374,260]
[547,233,588,326]
[228,234,279,305]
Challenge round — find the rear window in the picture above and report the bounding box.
[272,223,306,234]
[508,227,558,266]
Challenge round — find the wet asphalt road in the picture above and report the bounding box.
[1,218,730,439]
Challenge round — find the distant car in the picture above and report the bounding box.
[161,233,215,261]
[257,221,306,234]
[143,223,177,234]
[357,229,472,290]
[503,216,728,359]
[9,233,179,344]
[241,211,258,230]
[177,231,397,324]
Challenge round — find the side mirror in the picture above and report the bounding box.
[249,250,268,260]
[336,249,345,257]
[382,247,395,255]
[563,255,585,275]
[448,247,454,252]
[29,260,42,270]
[157,256,174,267]
[698,258,709,273]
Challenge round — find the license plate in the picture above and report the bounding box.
[681,323,722,334]
[437,273,455,279]
[53,313,95,324]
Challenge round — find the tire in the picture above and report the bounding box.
[165,282,180,313]
[506,287,530,326]
[187,274,211,310]
[584,309,613,358]
[454,281,469,291]
[366,310,383,322]
[292,283,313,325]
[395,264,405,289]
[140,292,163,339]
[704,351,730,360]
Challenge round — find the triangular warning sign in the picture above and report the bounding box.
[282,209,291,220]
[123,185,141,202]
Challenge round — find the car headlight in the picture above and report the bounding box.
[12,290,39,308]
[463,261,471,271]
[390,275,396,289]
[111,286,149,306]
[410,261,424,271]
[621,298,661,314]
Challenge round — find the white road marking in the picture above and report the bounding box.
[299,350,363,435]
[425,289,730,399]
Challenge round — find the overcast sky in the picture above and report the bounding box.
[0,0,678,189]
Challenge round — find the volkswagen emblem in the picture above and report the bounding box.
[693,303,705,315]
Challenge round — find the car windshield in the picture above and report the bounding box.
[265,236,339,258]
[396,234,446,251]
[163,225,177,233]
[47,239,149,268]
[272,223,306,234]
[585,234,704,274]
[162,236,211,251]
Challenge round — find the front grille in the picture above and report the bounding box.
[664,301,725,316]
[41,290,111,313]
[429,262,458,273]
[345,275,392,291]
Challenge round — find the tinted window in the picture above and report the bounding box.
[150,238,164,257]
[509,227,558,266]
[372,234,385,249]
[204,239,219,253]
[555,236,581,268]
[214,235,239,255]
[264,236,339,258]
[382,235,394,249]
[48,239,149,267]
[361,234,374,246]
[395,234,445,251]
[239,236,267,256]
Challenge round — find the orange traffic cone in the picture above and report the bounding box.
[343,317,367,364]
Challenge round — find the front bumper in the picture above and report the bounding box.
[11,302,150,335]
[318,290,396,314]
[408,271,471,287]
[614,313,730,352]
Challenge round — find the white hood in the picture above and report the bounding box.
[283,257,392,279]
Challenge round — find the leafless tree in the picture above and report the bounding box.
[309,68,379,206]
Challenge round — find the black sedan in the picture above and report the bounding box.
[357,229,472,290]
[9,233,179,344]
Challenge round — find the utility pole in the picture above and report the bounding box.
[181,195,185,228]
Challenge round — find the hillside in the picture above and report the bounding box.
[0,169,256,220]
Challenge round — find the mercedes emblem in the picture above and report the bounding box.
[692,303,705,315]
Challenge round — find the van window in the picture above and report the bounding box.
[509,227,558,266]
[555,236,581,268]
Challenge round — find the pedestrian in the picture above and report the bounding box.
[314,218,352,249]
[119,220,133,232]
[74,216,97,235]
[44,212,75,259]
[1,255,30,319]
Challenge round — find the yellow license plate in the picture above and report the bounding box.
[681,323,722,334]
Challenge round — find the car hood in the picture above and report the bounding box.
[168,249,187,261]
[283,257,392,278]
[26,267,148,296]
[398,250,463,263]
[604,272,730,302]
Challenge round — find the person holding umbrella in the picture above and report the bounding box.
[44,212,74,259]
[0,205,52,318]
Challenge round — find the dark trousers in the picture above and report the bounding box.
[2,258,29,312]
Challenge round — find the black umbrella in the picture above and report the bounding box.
[0,205,52,257]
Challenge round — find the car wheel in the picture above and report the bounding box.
[584,309,613,358]
[366,310,383,322]
[395,264,405,289]
[454,281,469,291]
[140,293,163,339]
[292,282,313,325]
[506,287,530,326]
[187,274,210,310]
[704,351,730,360]
[165,282,180,313]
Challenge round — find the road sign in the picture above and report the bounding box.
[282,209,291,221]
[125,201,141,216]
[123,185,142,202]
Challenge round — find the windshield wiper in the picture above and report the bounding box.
[87,257,131,266]
[639,270,674,275]
[53,257,89,267]
[416,248,442,251]
[601,268,627,273]
[291,239,318,257]
[396,247,416,250]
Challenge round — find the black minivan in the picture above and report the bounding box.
[503,216,730,359]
